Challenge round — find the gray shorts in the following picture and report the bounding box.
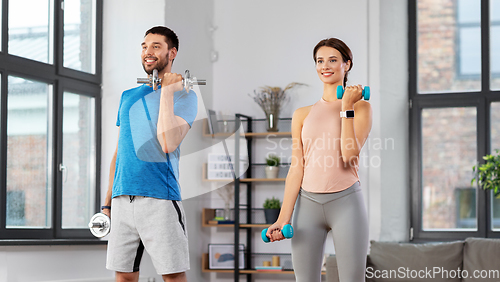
[106,195,189,275]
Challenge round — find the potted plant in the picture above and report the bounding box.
[471,149,500,198]
[263,197,281,224]
[265,154,280,179]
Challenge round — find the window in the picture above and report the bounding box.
[8,0,53,64]
[0,0,102,241]
[491,0,500,89]
[421,107,477,230]
[61,92,96,229]
[491,102,500,230]
[6,77,53,229]
[410,0,500,241]
[457,0,500,80]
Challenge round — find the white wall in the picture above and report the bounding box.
[1,0,409,281]
[212,0,369,119]
[378,0,409,242]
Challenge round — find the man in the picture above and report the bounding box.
[102,26,197,282]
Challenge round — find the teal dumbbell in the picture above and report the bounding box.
[261,224,294,243]
[337,85,370,101]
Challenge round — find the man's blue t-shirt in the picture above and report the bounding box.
[112,84,198,201]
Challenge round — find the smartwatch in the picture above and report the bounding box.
[340,110,355,118]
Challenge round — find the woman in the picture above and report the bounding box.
[266,38,372,282]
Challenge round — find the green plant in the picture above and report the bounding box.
[472,149,500,198]
[266,154,280,167]
[263,197,281,209]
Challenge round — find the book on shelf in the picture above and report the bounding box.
[208,220,235,225]
[255,266,284,272]
[206,109,217,135]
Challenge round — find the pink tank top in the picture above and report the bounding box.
[300,98,359,193]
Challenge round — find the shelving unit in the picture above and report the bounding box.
[201,253,296,274]
[202,115,296,281]
[202,164,286,182]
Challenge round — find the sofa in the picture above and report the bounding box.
[326,237,500,282]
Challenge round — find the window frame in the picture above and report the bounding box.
[409,0,500,241]
[0,0,103,244]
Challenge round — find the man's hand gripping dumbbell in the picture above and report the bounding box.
[137,69,206,91]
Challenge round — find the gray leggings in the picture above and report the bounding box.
[291,182,368,282]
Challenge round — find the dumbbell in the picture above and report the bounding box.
[261,224,294,243]
[88,213,111,238]
[137,69,206,91]
[337,85,370,101]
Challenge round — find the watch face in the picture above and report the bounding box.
[346,110,355,118]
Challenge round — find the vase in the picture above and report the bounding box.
[265,166,279,179]
[224,202,231,220]
[266,112,279,132]
[264,208,280,224]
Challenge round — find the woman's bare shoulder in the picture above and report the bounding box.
[291,105,313,140]
[292,105,313,122]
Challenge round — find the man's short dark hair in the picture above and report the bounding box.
[145,26,179,51]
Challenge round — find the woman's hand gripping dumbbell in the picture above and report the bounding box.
[337,85,370,101]
[262,224,294,243]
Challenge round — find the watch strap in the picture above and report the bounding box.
[340,110,355,118]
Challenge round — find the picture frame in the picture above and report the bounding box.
[208,244,245,269]
[206,109,218,135]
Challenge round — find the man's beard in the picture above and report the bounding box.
[143,53,169,75]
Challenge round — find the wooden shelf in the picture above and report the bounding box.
[244,132,291,137]
[202,253,295,274]
[202,119,291,138]
[202,178,285,183]
[239,224,270,228]
[201,253,325,275]
[202,163,286,183]
[202,208,272,228]
[202,208,231,228]
[203,178,286,183]
[203,131,291,138]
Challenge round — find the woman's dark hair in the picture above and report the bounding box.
[313,38,353,87]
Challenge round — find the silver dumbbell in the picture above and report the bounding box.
[137,69,206,91]
[183,70,207,91]
[88,212,111,238]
